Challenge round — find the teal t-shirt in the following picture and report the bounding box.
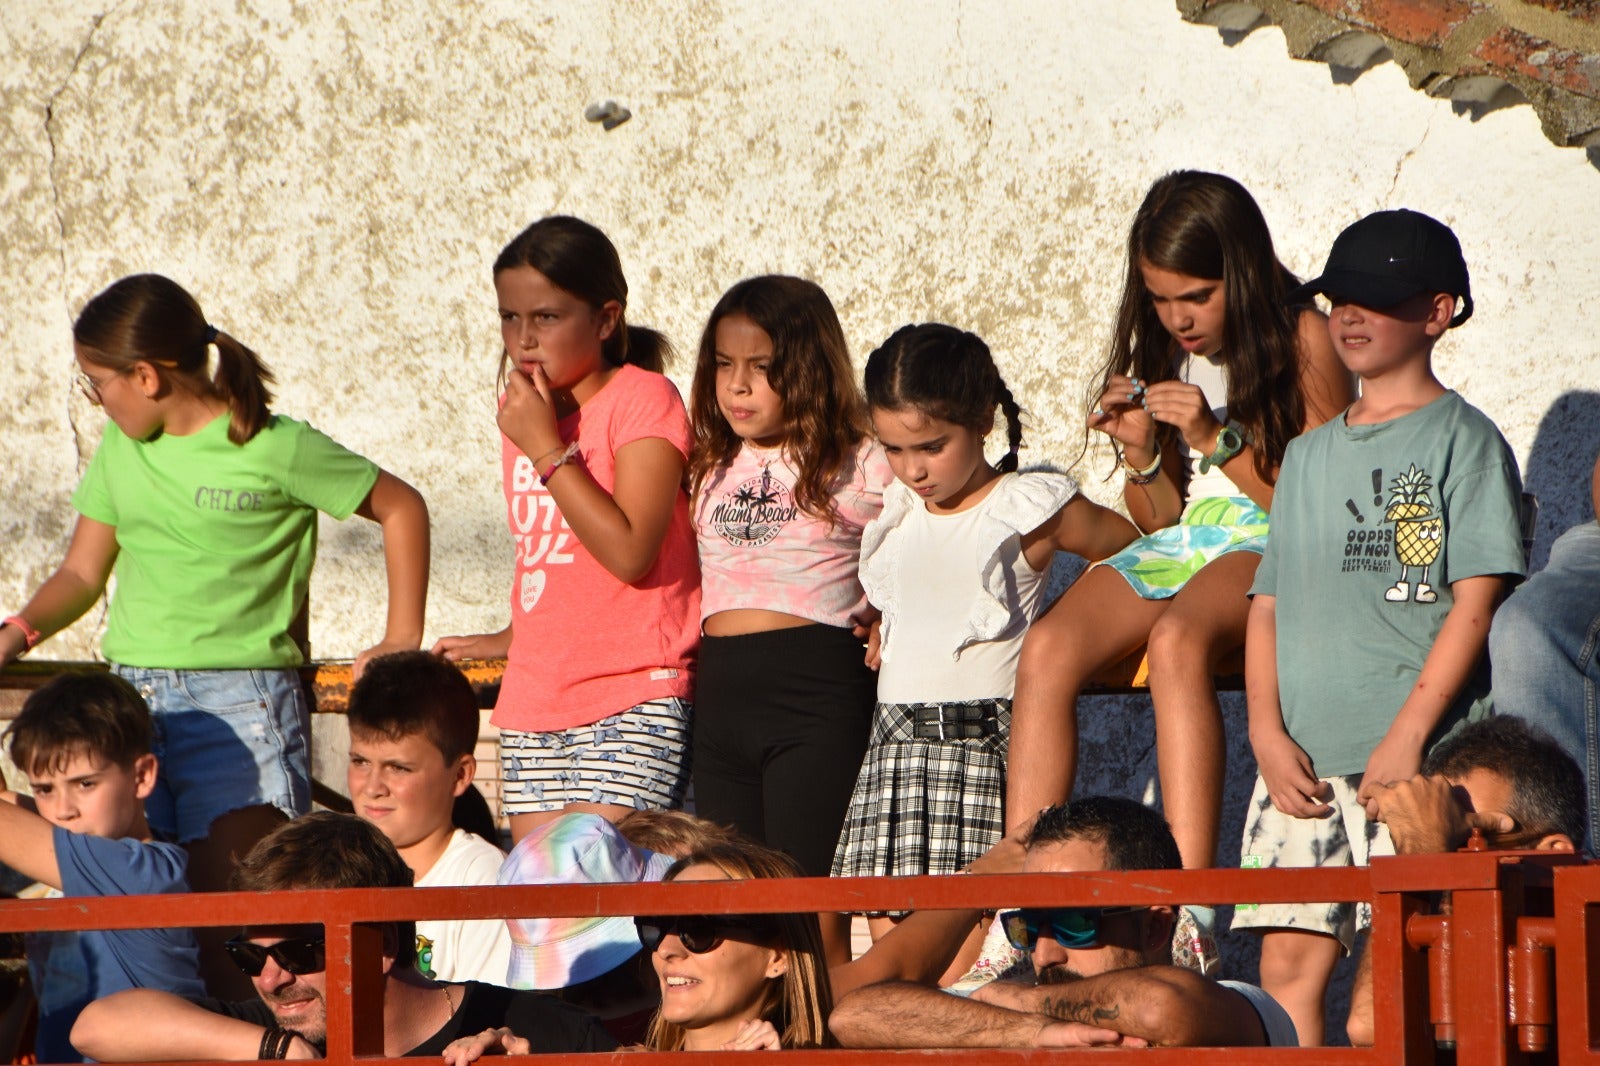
[72,414,378,669]
[1252,391,1525,776]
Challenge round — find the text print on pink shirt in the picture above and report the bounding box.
[510,454,577,612]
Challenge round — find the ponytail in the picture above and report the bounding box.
[73,274,275,444]
[209,330,276,443]
[617,324,674,374]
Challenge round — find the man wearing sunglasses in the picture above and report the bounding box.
[1346,715,1584,1046]
[830,797,1298,1049]
[72,813,616,1060]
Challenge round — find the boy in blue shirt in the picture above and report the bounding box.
[1233,210,1525,1044]
[0,673,204,1062]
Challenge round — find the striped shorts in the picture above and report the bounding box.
[498,697,692,816]
[832,698,1010,912]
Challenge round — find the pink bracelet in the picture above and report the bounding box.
[539,441,581,483]
[3,615,40,650]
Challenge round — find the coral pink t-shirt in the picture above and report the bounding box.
[694,438,892,628]
[493,364,700,732]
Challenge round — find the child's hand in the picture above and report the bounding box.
[432,627,513,662]
[852,617,882,670]
[1088,374,1157,453]
[353,637,420,680]
[1356,734,1424,818]
[720,1019,781,1051]
[1140,380,1221,454]
[1253,729,1333,818]
[497,366,563,461]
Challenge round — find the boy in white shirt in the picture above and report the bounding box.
[347,652,512,984]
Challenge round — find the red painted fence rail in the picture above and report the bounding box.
[0,852,1593,1064]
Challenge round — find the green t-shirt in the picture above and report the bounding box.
[1252,392,1525,776]
[72,414,379,669]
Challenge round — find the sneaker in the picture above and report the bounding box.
[1172,904,1221,976]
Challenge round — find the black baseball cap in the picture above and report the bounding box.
[1289,209,1473,327]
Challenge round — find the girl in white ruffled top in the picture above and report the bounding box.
[831,323,1138,968]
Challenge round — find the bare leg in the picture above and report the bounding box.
[1006,566,1168,835]
[1257,928,1342,1046]
[1346,935,1374,1046]
[819,912,853,968]
[1145,552,1259,869]
[861,915,985,985]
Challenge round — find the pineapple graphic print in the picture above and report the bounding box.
[1382,464,1442,604]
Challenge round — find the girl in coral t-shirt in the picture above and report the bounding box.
[435,217,699,842]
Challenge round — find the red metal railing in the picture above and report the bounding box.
[0,851,1591,1064]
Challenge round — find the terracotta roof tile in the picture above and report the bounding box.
[1177,0,1600,151]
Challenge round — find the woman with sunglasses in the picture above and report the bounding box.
[637,842,832,1050]
[445,839,833,1058]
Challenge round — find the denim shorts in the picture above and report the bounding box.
[112,665,312,842]
[499,697,691,815]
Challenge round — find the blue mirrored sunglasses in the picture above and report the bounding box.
[999,906,1145,950]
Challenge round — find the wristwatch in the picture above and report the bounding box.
[1199,421,1247,474]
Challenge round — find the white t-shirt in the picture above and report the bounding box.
[1178,351,1238,504]
[415,829,514,985]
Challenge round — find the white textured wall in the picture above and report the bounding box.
[6,0,1596,657]
[4,0,1597,1020]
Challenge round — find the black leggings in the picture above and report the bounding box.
[692,623,876,878]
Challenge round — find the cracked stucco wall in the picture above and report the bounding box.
[2,0,1598,1002]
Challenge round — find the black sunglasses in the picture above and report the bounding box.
[223,936,327,976]
[633,914,781,954]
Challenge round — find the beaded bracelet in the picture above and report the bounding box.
[2,615,40,651]
[539,440,582,483]
[1123,447,1163,486]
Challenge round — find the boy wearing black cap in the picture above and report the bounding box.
[1231,209,1525,1045]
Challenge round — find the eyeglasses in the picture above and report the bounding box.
[223,936,327,976]
[998,906,1146,951]
[75,367,127,405]
[633,914,781,955]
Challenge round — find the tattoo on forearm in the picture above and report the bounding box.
[1040,995,1120,1026]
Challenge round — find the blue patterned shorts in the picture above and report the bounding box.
[1097,495,1268,600]
[498,697,691,815]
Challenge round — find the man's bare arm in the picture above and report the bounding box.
[972,966,1268,1047]
[829,981,1125,1049]
[73,989,317,1061]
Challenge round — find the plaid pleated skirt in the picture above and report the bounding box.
[831,697,1011,911]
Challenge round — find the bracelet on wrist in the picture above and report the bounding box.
[259,1027,295,1060]
[539,440,582,483]
[530,443,567,471]
[1122,447,1162,485]
[2,615,41,651]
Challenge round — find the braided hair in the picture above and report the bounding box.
[863,323,1023,471]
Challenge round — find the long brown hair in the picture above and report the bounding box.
[1095,170,1304,481]
[74,274,274,444]
[493,216,672,389]
[644,841,834,1050]
[688,276,869,526]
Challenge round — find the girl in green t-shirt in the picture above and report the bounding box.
[0,274,429,939]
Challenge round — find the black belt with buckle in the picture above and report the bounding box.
[909,701,1002,740]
